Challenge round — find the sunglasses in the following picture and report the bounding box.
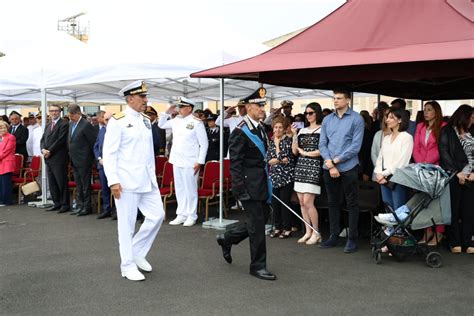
[304,111,315,116]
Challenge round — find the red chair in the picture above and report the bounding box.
[155,155,168,185]
[13,155,41,204]
[12,154,24,180]
[160,161,175,220]
[198,161,228,221]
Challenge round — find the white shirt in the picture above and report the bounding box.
[26,124,43,157]
[216,114,244,133]
[374,132,413,177]
[103,106,157,193]
[158,112,209,168]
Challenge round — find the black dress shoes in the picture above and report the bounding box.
[216,234,232,264]
[97,211,111,219]
[58,206,70,213]
[250,269,277,281]
[70,207,83,215]
[111,211,117,220]
[77,208,92,216]
[46,205,61,212]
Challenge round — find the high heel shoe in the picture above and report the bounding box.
[297,233,312,243]
[279,230,292,239]
[418,230,434,244]
[451,246,462,254]
[427,233,444,246]
[305,231,322,245]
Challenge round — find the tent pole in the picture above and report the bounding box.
[38,88,51,207]
[202,78,238,230]
[219,78,224,224]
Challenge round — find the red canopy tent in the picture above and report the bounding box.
[192,0,474,100]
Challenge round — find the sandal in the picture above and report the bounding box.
[279,230,292,239]
[269,230,281,238]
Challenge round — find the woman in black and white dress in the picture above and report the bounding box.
[267,116,295,239]
[292,102,323,245]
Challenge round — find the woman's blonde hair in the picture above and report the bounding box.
[0,120,10,130]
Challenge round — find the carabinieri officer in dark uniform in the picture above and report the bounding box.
[216,87,276,281]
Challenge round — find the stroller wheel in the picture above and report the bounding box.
[373,249,382,264]
[426,252,442,268]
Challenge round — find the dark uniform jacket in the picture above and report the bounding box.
[40,118,69,165]
[9,124,28,159]
[229,117,269,201]
[151,121,166,156]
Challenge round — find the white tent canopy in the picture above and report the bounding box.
[0,29,333,104]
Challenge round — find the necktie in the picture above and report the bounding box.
[71,122,77,136]
[11,126,16,134]
[51,121,56,132]
[257,125,265,139]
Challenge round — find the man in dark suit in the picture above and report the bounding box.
[41,105,70,213]
[93,112,113,219]
[145,106,166,156]
[215,88,276,281]
[68,105,98,216]
[8,111,29,164]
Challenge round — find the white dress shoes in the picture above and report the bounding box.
[183,218,196,227]
[169,217,186,225]
[121,269,145,281]
[134,257,152,272]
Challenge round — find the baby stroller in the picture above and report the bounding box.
[371,164,454,268]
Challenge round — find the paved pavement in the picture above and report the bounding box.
[1,204,473,315]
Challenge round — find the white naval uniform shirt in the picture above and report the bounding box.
[158,113,209,168]
[103,106,158,193]
[216,114,244,133]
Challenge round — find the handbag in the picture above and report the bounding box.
[382,156,396,190]
[21,181,40,196]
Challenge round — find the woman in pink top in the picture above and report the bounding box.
[0,120,17,206]
[413,101,446,245]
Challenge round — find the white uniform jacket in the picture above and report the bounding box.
[103,106,158,193]
[158,113,208,168]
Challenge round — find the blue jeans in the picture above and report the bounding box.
[380,183,408,211]
[0,172,13,205]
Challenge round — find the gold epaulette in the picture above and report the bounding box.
[192,115,202,121]
[112,112,125,120]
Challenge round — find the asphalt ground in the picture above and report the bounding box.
[1,203,473,316]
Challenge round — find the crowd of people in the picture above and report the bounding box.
[0,85,473,280]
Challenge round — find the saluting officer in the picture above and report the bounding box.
[103,80,165,282]
[158,97,208,227]
[216,87,276,281]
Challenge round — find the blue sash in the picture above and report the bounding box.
[241,124,272,204]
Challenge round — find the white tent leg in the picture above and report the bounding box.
[34,88,53,208]
[202,78,237,230]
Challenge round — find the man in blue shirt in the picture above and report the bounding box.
[319,89,364,253]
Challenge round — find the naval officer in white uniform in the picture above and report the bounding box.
[158,97,208,227]
[103,80,165,281]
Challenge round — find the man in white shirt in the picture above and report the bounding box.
[216,103,247,134]
[158,97,208,227]
[103,80,165,282]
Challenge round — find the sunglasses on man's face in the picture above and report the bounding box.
[304,111,315,116]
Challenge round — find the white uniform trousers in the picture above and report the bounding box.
[173,166,199,221]
[115,189,164,273]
